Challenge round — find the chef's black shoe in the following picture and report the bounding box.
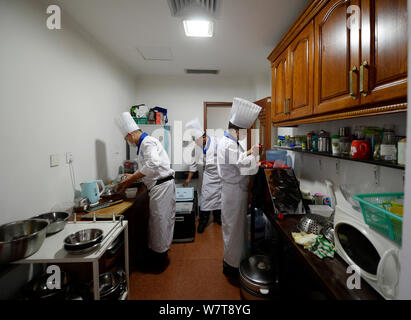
[197,222,207,233]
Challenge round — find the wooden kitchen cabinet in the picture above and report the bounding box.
[271,22,314,122]
[268,0,407,125]
[360,0,408,104]
[288,21,314,119]
[271,49,289,123]
[313,0,361,114]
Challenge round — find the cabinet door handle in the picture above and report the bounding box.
[360,61,369,96]
[349,66,358,99]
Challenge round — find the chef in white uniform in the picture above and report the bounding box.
[217,98,262,277]
[183,118,222,233]
[115,112,176,273]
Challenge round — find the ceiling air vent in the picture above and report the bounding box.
[168,0,219,18]
[185,69,220,75]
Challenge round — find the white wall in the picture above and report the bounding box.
[135,74,256,125]
[0,0,138,225]
[135,74,257,170]
[252,72,271,100]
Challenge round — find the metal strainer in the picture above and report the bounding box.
[297,214,325,234]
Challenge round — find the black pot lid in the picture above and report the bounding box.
[240,255,274,285]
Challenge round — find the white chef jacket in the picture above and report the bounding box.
[137,133,175,190]
[217,131,258,268]
[188,135,221,211]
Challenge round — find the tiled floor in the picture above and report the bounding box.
[129,222,242,300]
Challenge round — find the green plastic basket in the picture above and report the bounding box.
[353,193,404,245]
[133,116,148,124]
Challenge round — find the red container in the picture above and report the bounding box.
[351,140,371,159]
[155,112,161,125]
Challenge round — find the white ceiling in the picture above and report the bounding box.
[54,0,309,77]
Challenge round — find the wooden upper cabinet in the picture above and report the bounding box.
[314,0,361,115]
[288,21,314,119]
[271,49,289,123]
[360,0,408,104]
[268,0,407,124]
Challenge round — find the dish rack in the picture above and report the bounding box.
[353,193,404,245]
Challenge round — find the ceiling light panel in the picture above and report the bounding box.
[183,20,213,37]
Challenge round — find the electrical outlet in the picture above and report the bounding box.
[50,154,59,167]
[66,152,73,164]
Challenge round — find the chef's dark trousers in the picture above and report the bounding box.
[199,210,221,223]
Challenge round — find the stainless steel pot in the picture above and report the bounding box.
[322,224,335,244]
[0,219,49,264]
[30,212,70,235]
[85,271,125,300]
[239,255,279,300]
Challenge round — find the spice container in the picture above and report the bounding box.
[318,130,330,153]
[307,132,313,151]
[339,136,351,156]
[312,135,319,152]
[331,135,340,155]
[398,138,406,166]
[380,126,397,162]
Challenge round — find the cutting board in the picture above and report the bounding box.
[80,199,135,220]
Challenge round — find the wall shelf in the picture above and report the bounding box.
[273,146,405,170]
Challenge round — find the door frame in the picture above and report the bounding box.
[203,101,232,131]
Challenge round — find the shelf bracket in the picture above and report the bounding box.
[373,166,380,185]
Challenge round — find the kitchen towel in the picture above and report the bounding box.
[292,232,318,249]
[308,235,335,259]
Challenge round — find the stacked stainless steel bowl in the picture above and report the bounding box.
[30,212,70,235]
[63,228,104,254]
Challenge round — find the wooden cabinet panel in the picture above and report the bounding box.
[289,21,314,119]
[360,0,408,104]
[271,49,289,122]
[314,0,361,114]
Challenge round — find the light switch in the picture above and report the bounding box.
[50,154,59,167]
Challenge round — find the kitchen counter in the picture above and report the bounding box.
[74,185,150,270]
[264,212,383,300]
[73,184,147,220]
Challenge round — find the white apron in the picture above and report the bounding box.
[189,136,222,211]
[136,134,176,254]
[147,180,176,253]
[221,178,249,268]
[217,132,259,268]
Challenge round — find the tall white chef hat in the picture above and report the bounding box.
[115,112,140,138]
[185,118,204,139]
[229,97,262,129]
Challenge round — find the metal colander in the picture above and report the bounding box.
[297,214,325,235]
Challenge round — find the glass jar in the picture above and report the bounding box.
[339,136,351,156]
[380,128,397,162]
